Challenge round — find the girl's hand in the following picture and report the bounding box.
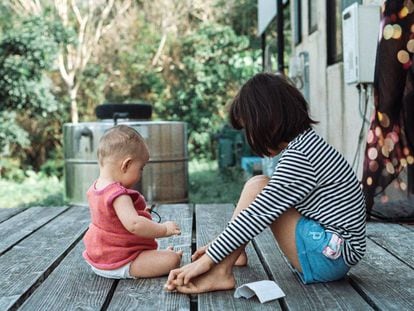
[163,221,181,236]
[191,245,208,261]
[165,254,214,290]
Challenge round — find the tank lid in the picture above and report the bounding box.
[95,103,152,121]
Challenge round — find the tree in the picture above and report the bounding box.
[0,16,61,175]
[7,0,132,123]
[158,23,261,158]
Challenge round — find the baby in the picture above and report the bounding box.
[83,125,182,279]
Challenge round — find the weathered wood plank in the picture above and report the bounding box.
[348,239,414,310]
[18,242,114,311]
[2,204,413,311]
[0,206,69,256]
[0,207,29,224]
[0,206,89,311]
[106,204,193,311]
[253,229,373,311]
[367,222,414,267]
[196,204,282,311]
[402,223,414,232]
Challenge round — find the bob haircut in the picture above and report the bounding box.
[97,125,148,166]
[229,73,318,157]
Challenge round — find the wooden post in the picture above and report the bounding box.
[261,33,266,71]
[277,0,284,74]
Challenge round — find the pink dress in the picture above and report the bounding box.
[83,182,158,270]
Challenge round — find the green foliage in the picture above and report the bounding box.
[0,157,26,181]
[0,1,269,211]
[0,111,29,153]
[102,12,166,107]
[0,16,68,176]
[0,3,13,37]
[0,17,59,113]
[0,172,64,208]
[77,64,108,120]
[1,159,243,208]
[189,160,245,204]
[0,1,276,195]
[157,23,261,159]
[215,0,260,47]
[39,147,64,177]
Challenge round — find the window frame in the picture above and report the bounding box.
[308,0,318,34]
[294,0,302,45]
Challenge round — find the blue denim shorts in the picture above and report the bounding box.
[295,217,350,284]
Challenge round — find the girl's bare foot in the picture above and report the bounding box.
[174,265,236,294]
[234,252,247,266]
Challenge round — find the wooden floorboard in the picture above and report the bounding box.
[106,204,193,311]
[402,224,414,233]
[1,204,413,310]
[253,229,373,311]
[0,206,69,256]
[0,207,29,224]
[0,206,89,311]
[367,222,414,267]
[18,242,115,311]
[348,239,414,310]
[195,204,282,311]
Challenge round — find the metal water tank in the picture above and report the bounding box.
[63,119,188,205]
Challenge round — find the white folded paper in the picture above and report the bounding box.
[234,280,285,303]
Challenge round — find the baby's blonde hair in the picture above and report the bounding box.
[97,125,148,166]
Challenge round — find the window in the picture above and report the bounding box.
[327,0,341,64]
[294,0,302,45]
[308,0,317,34]
[342,0,361,11]
[327,0,361,65]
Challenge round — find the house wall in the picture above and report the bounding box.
[288,0,382,178]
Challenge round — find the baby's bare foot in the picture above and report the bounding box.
[166,246,183,259]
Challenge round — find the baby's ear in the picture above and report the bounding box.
[121,157,132,172]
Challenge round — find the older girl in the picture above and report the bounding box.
[166,73,366,293]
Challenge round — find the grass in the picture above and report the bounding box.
[188,160,245,204]
[0,171,65,208]
[0,160,246,208]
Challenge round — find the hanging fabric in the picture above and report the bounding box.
[362,0,414,220]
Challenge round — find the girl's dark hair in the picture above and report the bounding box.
[229,72,318,157]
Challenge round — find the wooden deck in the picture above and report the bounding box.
[0,203,413,311]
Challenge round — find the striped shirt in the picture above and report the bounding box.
[206,128,366,266]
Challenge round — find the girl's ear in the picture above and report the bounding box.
[120,157,132,173]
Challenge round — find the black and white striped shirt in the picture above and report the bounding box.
[206,128,366,266]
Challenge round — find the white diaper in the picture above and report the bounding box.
[88,262,135,279]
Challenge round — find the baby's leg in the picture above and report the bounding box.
[232,175,270,266]
[130,248,183,278]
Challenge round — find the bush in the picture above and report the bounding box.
[189,160,245,204]
[157,23,261,160]
[0,16,66,175]
[0,171,64,208]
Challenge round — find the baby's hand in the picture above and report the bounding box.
[163,221,181,237]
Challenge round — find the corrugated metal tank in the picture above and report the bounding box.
[63,120,188,205]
